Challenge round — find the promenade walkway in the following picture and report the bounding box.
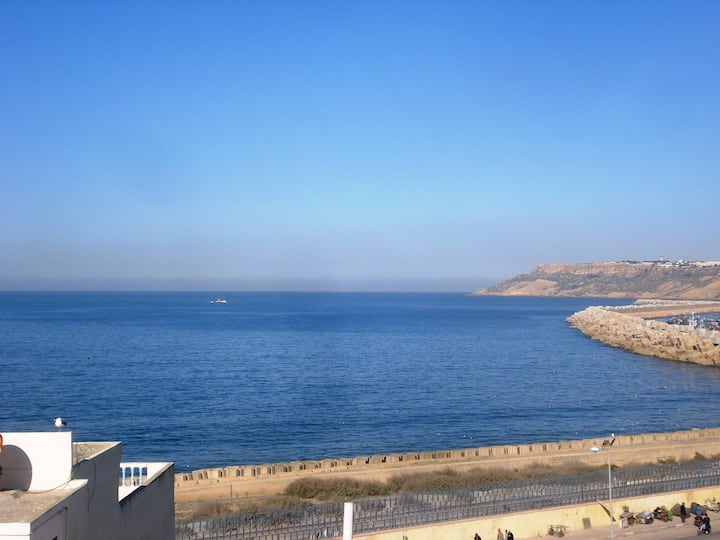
[565,519,701,540]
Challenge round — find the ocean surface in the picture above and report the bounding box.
[2,292,720,473]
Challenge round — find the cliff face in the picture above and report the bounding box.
[472,261,720,299]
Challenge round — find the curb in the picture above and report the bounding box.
[571,521,692,540]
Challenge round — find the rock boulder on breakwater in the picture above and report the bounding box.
[567,303,720,366]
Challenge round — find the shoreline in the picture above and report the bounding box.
[175,299,720,510]
[174,426,720,504]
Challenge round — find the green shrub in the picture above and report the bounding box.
[284,477,391,501]
[386,461,598,493]
[281,459,607,502]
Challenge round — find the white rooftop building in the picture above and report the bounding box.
[0,431,174,539]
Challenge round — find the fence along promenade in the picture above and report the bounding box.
[175,457,720,540]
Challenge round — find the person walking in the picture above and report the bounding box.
[474,534,481,540]
[680,502,688,523]
[497,528,504,540]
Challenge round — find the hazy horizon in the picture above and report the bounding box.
[2,1,718,292]
[0,276,497,293]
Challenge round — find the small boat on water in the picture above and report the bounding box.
[210,298,228,304]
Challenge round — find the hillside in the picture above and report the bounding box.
[472,261,720,299]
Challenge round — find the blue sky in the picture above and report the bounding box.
[1,1,718,291]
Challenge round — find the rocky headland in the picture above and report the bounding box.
[473,260,720,299]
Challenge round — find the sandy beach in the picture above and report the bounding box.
[175,428,720,520]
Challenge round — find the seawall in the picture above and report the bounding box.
[175,427,720,500]
[356,486,720,540]
[566,303,720,366]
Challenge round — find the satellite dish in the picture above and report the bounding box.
[54,417,67,431]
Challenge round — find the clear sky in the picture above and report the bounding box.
[1,1,718,292]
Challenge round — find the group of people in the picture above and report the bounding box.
[471,501,717,540]
[473,528,514,540]
[679,501,711,533]
[471,502,714,540]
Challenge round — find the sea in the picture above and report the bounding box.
[2,292,720,473]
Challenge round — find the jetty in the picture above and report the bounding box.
[567,300,720,366]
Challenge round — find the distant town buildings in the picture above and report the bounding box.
[620,259,720,268]
[0,431,174,539]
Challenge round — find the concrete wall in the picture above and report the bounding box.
[73,443,175,540]
[354,486,720,540]
[0,432,72,491]
[0,482,87,540]
[31,507,69,540]
[71,441,123,539]
[175,427,720,489]
[120,463,175,540]
[55,482,92,540]
[31,486,86,540]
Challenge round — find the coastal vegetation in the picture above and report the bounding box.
[285,460,601,500]
[176,460,598,520]
[176,451,720,521]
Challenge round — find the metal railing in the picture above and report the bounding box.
[119,464,148,487]
[176,503,344,540]
[176,459,720,540]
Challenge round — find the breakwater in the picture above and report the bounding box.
[174,427,720,491]
[567,302,720,366]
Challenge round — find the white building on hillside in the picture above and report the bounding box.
[0,431,174,539]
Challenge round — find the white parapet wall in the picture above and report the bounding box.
[0,432,72,491]
[1,432,175,540]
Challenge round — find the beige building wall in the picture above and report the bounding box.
[354,487,719,540]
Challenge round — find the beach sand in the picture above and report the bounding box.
[174,429,720,520]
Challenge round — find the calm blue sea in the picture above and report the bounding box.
[2,292,720,472]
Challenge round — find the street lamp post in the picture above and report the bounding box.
[591,436,616,540]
